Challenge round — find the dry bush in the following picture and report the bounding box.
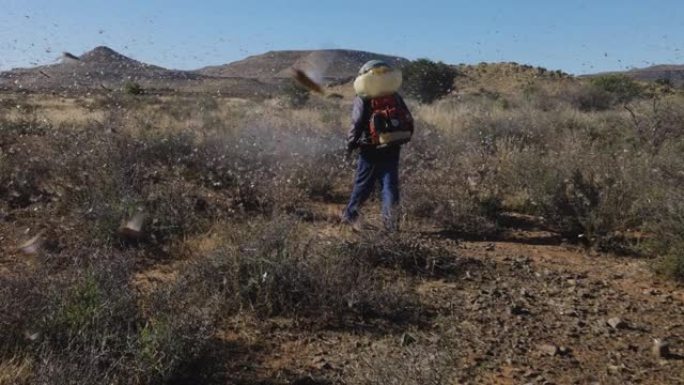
[564,82,614,111]
[640,141,684,279]
[132,266,221,383]
[2,96,349,255]
[402,115,503,236]
[46,127,215,246]
[2,116,233,248]
[488,131,653,252]
[0,118,64,205]
[184,115,347,213]
[0,251,221,385]
[645,188,684,280]
[411,90,684,253]
[0,258,139,383]
[189,218,421,326]
[623,94,684,150]
[337,231,462,278]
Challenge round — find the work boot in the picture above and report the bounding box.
[382,208,400,233]
[340,214,363,232]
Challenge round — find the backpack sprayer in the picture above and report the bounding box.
[290,59,413,148]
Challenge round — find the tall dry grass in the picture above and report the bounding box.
[1,82,683,383]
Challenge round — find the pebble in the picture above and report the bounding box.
[510,305,531,316]
[539,343,559,356]
[607,317,627,330]
[652,338,670,359]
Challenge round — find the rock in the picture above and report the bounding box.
[607,317,627,330]
[539,343,559,356]
[652,338,670,359]
[510,305,531,316]
[643,288,661,296]
[558,346,572,356]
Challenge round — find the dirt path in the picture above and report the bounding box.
[163,207,683,385]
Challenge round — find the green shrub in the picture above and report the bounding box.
[123,81,145,95]
[401,59,459,103]
[644,186,684,280]
[590,74,642,105]
[283,81,310,108]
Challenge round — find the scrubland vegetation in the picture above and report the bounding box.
[0,72,683,384]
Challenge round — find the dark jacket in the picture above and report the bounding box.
[346,94,412,152]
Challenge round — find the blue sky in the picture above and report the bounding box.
[1,0,682,74]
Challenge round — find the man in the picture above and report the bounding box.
[342,60,413,232]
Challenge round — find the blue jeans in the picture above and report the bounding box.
[343,147,400,230]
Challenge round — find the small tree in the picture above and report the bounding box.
[401,59,459,104]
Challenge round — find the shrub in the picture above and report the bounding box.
[625,94,684,150]
[283,81,310,108]
[0,257,141,383]
[590,74,642,105]
[123,81,145,95]
[402,122,501,236]
[194,219,420,325]
[0,252,221,385]
[133,264,221,383]
[401,59,459,103]
[498,139,647,251]
[655,78,673,88]
[643,185,684,280]
[568,83,614,111]
[338,231,461,278]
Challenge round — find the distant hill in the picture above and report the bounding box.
[196,49,408,81]
[623,64,684,87]
[0,47,410,95]
[10,47,652,97]
[584,64,684,87]
[0,46,204,92]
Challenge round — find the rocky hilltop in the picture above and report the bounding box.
[196,49,408,81]
[0,46,203,92]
